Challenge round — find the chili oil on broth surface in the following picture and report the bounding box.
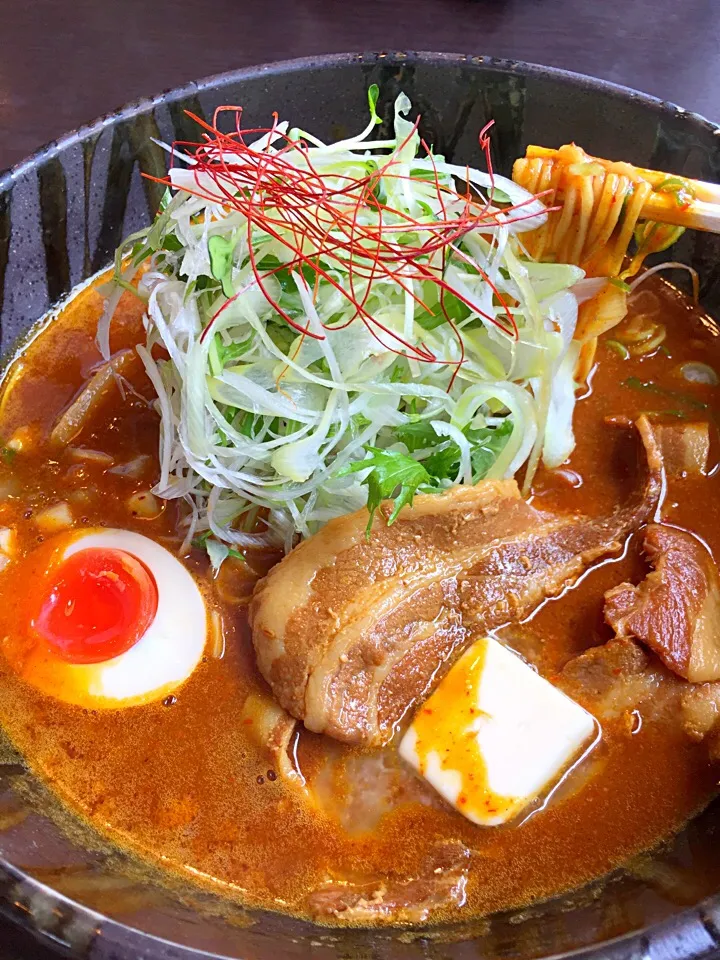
[0,277,718,923]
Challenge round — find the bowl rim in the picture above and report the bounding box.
[0,49,718,192]
[0,48,719,960]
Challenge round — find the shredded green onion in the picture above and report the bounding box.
[655,176,696,208]
[605,339,630,359]
[100,91,592,556]
[624,376,708,411]
[679,361,718,386]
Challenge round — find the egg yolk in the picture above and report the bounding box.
[30,547,158,664]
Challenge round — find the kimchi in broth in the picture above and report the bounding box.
[0,96,720,927]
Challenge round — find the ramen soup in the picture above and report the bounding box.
[0,97,719,926]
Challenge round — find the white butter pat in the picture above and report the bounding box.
[399,636,597,825]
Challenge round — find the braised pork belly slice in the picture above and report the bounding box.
[238,691,303,785]
[605,525,720,682]
[557,638,663,720]
[305,840,470,924]
[250,416,662,746]
[681,683,720,737]
[653,421,709,478]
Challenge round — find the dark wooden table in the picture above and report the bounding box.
[1,0,719,174]
[1,0,719,954]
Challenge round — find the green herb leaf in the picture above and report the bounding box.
[208,235,235,298]
[609,278,632,293]
[371,176,387,204]
[352,413,372,432]
[224,338,253,363]
[418,292,472,331]
[422,444,461,480]
[191,531,211,550]
[489,186,512,204]
[210,333,254,375]
[256,254,284,272]
[468,420,514,479]
[394,420,440,452]
[338,448,430,535]
[163,234,183,253]
[367,84,382,126]
[395,419,513,483]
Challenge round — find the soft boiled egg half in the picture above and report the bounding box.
[4,528,207,709]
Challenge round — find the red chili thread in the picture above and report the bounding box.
[143,107,557,373]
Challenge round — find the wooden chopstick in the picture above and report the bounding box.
[522,145,720,234]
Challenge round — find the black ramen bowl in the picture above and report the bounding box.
[1,51,720,960]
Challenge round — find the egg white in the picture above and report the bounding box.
[27,528,207,709]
